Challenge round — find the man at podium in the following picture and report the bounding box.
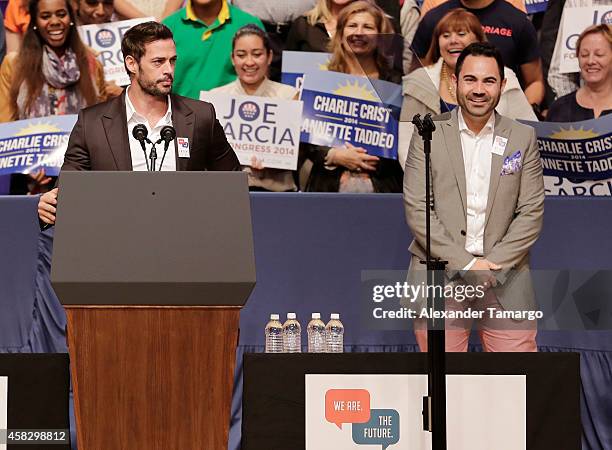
[37,21,239,225]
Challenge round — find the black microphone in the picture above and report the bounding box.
[412,114,424,134]
[160,125,176,144]
[132,124,150,171]
[132,123,148,142]
[423,113,436,133]
[158,125,176,171]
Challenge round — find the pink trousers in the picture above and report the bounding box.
[414,289,537,353]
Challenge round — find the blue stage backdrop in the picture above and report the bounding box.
[0,194,611,450]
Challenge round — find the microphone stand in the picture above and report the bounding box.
[158,138,174,171]
[148,140,158,172]
[412,113,448,450]
[137,140,150,171]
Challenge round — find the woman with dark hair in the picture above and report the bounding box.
[0,0,106,193]
[547,24,612,122]
[0,0,106,122]
[303,0,403,193]
[210,25,299,192]
[398,8,535,168]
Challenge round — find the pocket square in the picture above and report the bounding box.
[500,150,522,175]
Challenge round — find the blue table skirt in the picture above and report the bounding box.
[1,194,611,449]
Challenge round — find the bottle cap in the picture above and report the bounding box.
[330,313,340,320]
[311,312,321,319]
[287,312,297,319]
[270,314,279,320]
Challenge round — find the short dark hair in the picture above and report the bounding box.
[121,21,174,75]
[455,42,505,81]
[231,24,271,53]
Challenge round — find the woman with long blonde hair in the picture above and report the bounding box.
[303,0,403,193]
[326,0,395,80]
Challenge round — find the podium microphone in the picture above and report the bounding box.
[132,124,150,171]
[158,125,176,171]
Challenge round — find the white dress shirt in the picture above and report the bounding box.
[458,109,496,267]
[125,87,176,172]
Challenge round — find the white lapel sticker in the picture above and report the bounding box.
[492,136,508,155]
[177,137,190,158]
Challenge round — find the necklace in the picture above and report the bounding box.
[440,62,456,102]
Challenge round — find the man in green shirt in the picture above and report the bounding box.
[163,0,264,99]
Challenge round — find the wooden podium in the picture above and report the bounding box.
[51,172,255,450]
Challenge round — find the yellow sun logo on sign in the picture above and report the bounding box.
[15,122,61,136]
[548,127,598,139]
[333,80,378,102]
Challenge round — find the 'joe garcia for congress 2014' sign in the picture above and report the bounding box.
[200,92,303,171]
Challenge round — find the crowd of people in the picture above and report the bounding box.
[0,0,611,194]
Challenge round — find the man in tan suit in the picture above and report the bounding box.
[404,42,544,352]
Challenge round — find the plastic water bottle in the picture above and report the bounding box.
[265,314,283,353]
[283,313,302,353]
[307,313,327,353]
[326,313,344,353]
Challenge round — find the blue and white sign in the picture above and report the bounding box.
[521,115,612,181]
[200,92,303,170]
[300,71,402,160]
[281,51,331,91]
[0,115,77,176]
[78,18,153,85]
[559,2,612,74]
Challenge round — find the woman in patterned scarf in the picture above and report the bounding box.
[0,0,107,192]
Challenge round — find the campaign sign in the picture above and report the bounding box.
[300,71,402,159]
[520,115,612,181]
[524,0,548,14]
[281,51,331,91]
[200,92,303,170]
[78,18,153,85]
[559,3,612,74]
[544,176,612,196]
[0,115,77,176]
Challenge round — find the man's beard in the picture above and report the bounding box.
[137,76,172,97]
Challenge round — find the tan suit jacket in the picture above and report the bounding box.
[403,108,544,311]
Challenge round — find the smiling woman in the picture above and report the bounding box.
[209,25,299,192]
[0,0,107,193]
[547,24,612,123]
[0,0,107,122]
[302,0,404,193]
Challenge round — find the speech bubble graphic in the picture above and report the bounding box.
[325,389,371,429]
[352,409,400,449]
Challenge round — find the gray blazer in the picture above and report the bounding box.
[403,108,545,311]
